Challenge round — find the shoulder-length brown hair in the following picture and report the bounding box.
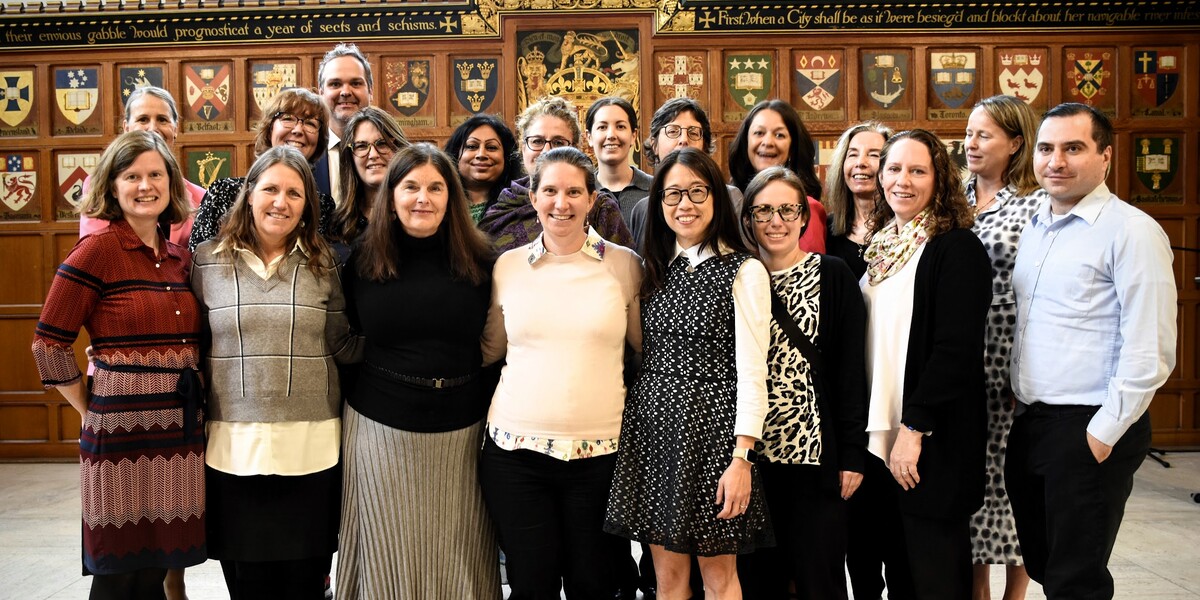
[332,107,410,242]
[356,143,492,285]
[641,147,752,297]
[868,129,973,239]
[80,130,190,226]
[251,88,329,164]
[739,166,813,248]
[214,146,333,274]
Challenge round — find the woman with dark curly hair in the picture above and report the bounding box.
[850,129,991,600]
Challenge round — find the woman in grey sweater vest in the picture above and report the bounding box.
[191,146,361,600]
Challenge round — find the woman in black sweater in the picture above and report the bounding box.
[337,144,500,599]
[850,129,991,600]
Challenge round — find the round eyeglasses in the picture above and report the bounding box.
[350,138,397,158]
[662,124,704,141]
[661,185,711,206]
[273,112,320,134]
[749,203,804,222]
[524,136,573,152]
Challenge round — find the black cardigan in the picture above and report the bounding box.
[799,254,869,489]
[895,227,993,518]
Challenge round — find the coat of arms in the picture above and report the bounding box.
[185,64,231,122]
[1133,49,1181,114]
[997,51,1046,107]
[250,62,298,113]
[453,59,498,115]
[1133,137,1180,202]
[656,54,705,102]
[794,52,841,112]
[57,152,98,215]
[119,66,164,105]
[2,153,37,214]
[0,70,34,128]
[862,52,908,109]
[930,52,976,110]
[386,59,431,117]
[186,149,232,189]
[725,53,772,121]
[54,68,98,125]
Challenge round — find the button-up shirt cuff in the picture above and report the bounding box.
[1087,410,1131,447]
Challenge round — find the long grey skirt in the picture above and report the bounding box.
[336,404,502,600]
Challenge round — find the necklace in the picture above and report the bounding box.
[973,196,997,219]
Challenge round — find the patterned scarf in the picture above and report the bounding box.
[864,208,932,286]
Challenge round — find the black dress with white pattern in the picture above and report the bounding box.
[605,253,772,556]
[967,182,1044,565]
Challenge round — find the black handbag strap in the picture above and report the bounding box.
[769,291,825,378]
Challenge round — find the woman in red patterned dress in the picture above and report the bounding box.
[32,130,206,599]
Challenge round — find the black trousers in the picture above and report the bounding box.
[1006,405,1150,599]
[846,454,972,600]
[479,437,627,600]
[88,568,166,600]
[219,555,330,600]
[738,463,848,600]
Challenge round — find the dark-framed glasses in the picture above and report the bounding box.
[749,203,803,223]
[661,185,711,206]
[350,138,398,157]
[662,124,704,141]
[524,136,572,151]
[273,112,320,134]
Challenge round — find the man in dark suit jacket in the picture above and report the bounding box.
[314,42,374,200]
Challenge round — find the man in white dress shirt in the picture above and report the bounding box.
[1007,102,1177,600]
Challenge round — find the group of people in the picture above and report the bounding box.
[32,39,1176,600]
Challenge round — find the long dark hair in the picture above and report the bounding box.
[356,143,492,284]
[868,129,973,239]
[443,114,521,205]
[332,107,410,242]
[641,147,751,296]
[215,146,332,275]
[728,100,821,200]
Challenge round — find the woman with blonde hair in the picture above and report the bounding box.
[963,94,1043,600]
[823,121,893,279]
[33,130,205,599]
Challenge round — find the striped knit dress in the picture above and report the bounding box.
[31,220,206,575]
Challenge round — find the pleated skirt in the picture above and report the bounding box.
[336,403,502,600]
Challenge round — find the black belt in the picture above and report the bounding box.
[366,362,477,389]
[93,358,205,442]
[1022,402,1099,416]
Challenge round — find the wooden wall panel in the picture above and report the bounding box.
[1,10,1199,455]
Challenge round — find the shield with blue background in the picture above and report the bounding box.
[930,52,975,109]
[119,66,164,106]
[54,68,98,125]
[453,59,498,114]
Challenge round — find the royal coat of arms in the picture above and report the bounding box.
[1132,136,1181,203]
[793,51,843,121]
[725,53,773,121]
[54,68,99,126]
[119,66,165,106]
[997,50,1047,108]
[656,53,705,103]
[515,30,640,126]
[928,51,977,120]
[1133,49,1182,116]
[0,70,35,129]
[184,64,231,123]
[453,59,499,115]
[2,153,37,216]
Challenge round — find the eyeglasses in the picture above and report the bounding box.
[524,136,573,152]
[350,138,397,157]
[661,185,711,206]
[749,203,803,223]
[274,112,321,134]
[662,124,704,141]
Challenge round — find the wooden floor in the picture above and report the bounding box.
[1,453,1198,599]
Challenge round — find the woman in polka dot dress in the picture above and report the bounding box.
[606,147,773,600]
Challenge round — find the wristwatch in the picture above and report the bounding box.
[732,447,759,464]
